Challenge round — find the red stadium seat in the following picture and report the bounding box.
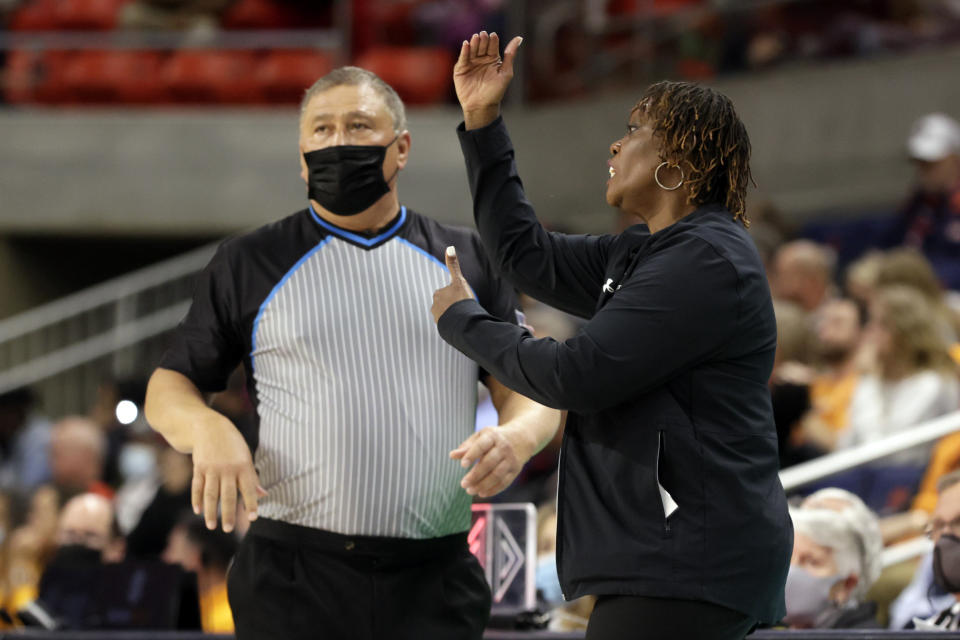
[54,0,129,30]
[8,0,60,30]
[255,50,335,104]
[351,0,425,53]
[353,46,453,105]
[221,0,329,30]
[59,51,165,103]
[675,58,715,80]
[3,50,39,103]
[608,0,702,17]
[160,50,262,104]
[32,50,75,104]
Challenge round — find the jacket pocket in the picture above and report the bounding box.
[656,430,678,538]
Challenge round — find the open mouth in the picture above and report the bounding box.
[609,166,616,178]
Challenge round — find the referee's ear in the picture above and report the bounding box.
[394,130,412,172]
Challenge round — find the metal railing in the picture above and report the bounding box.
[0,243,217,416]
[780,411,960,492]
[780,409,960,568]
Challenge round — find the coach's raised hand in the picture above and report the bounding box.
[432,246,475,323]
[454,31,522,130]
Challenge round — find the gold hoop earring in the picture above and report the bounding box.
[655,162,683,191]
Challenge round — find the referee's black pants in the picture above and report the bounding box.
[227,518,491,640]
[586,595,756,640]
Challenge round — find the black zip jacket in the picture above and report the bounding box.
[437,117,792,624]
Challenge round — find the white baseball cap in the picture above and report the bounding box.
[907,113,960,161]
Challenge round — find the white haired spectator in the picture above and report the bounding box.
[802,488,884,588]
[785,504,883,628]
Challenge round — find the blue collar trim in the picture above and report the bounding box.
[308,204,407,247]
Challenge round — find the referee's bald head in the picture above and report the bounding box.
[300,67,407,134]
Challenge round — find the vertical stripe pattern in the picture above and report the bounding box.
[251,237,478,538]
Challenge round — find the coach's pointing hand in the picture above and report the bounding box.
[432,246,475,323]
[455,31,522,130]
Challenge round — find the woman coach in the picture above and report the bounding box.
[431,32,793,639]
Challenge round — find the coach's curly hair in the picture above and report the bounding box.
[634,81,753,227]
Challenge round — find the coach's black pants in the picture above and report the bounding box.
[227,518,491,640]
[586,595,756,640]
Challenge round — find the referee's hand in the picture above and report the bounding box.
[191,415,267,532]
[431,246,475,323]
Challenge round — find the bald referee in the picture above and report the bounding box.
[144,67,560,640]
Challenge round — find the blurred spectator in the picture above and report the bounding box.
[747,198,794,275]
[48,417,111,500]
[88,377,149,488]
[51,493,124,565]
[534,502,596,631]
[845,250,884,315]
[209,367,256,438]
[770,300,816,467]
[119,0,232,32]
[796,299,864,452]
[0,388,52,494]
[7,492,122,616]
[901,470,960,629]
[838,286,959,466]
[876,247,960,345]
[3,486,60,613]
[413,0,506,50]
[535,504,562,609]
[801,487,884,566]
[124,446,192,559]
[113,437,160,537]
[784,505,883,628]
[887,113,960,290]
[772,240,837,313]
[162,513,235,634]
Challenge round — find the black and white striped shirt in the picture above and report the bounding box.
[159,205,521,538]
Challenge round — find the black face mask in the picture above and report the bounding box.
[48,544,103,569]
[934,534,960,593]
[304,137,399,217]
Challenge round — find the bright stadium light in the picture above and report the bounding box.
[115,400,139,425]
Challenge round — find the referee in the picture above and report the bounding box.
[144,67,560,640]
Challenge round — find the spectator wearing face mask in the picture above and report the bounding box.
[15,493,125,628]
[784,505,883,628]
[48,493,124,569]
[909,470,960,629]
